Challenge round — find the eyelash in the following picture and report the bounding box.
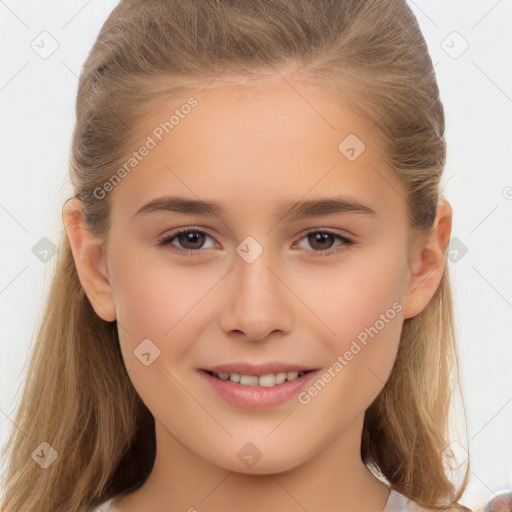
[156,228,355,257]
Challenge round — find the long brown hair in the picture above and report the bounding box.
[1,1,471,510]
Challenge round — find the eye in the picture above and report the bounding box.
[294,230,355,256]
[156,228,355,257]
[156,228,217,256]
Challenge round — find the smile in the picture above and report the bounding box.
[199,367,319,409]
[205,370,312,387]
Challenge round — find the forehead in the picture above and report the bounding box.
[109,80,407,221]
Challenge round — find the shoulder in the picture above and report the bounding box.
[385,488,425,511]
[385,489,471,512]
[89,497,117,512]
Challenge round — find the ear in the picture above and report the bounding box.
[62,198,116,322]
[402,200,453,319]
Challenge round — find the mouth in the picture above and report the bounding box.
[203,369,315,388]
[198,364,319,409]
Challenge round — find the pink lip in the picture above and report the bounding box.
[198,369,319,409]
[204,362,315,377]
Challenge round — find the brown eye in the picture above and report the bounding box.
[157,229,216,255]
[295,230,355,257]
[307,232,336,250]
[176,231,206,250]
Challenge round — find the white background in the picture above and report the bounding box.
[0,1,511,510]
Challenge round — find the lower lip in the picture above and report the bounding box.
[199,370,318,409]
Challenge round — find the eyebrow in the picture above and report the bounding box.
[133,194,376,221]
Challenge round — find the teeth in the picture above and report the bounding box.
[286,371,299,381]
[240,375,259,386]
[209,370,307,387]
[258,374,276,387]
[275,372,287,384]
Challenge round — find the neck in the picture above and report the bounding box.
[116,413,390,512]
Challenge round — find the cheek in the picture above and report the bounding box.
[108,252,218,420]
[295,252,406,430]
[296,243,407,345]
[108,246,213,362]
[294,243,407,413]
[108,242,236,379]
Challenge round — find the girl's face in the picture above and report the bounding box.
[103,79,418,474]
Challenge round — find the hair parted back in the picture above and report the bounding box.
[1,1,471,511]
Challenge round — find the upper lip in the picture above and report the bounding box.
[203,362,317,376]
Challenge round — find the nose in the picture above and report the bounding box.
[217,243,294,342]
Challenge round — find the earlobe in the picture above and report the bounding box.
[62,198,117,322]
[402,200,453,319]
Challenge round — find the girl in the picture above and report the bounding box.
[0,1,472,511]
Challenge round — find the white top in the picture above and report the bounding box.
[383,488,435,511]
[91,487,434,511]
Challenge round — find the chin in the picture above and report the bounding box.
[207,446,307,476]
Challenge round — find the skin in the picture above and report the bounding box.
[63,76,452,512]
